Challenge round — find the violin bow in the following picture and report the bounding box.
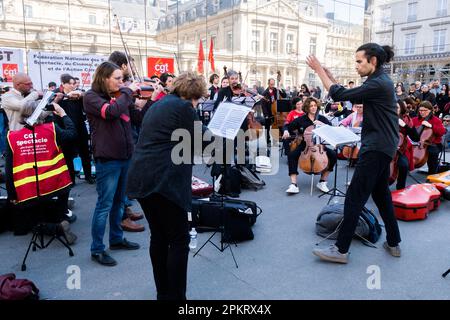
[114,14,136,82]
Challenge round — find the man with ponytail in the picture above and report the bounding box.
[307,43,402,264]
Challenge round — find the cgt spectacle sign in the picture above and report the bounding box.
[0,48,24,83]
[147,57,174,77]
[27,50,106,90]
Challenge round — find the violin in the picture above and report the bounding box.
[298,111,329,174]
[412,113,434,168]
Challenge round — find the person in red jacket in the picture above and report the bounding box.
[411,100,446,174]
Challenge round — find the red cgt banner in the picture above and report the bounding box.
[147,57,174,77]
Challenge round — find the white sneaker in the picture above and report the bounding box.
[316,181,329,193]
[286,184,299,194]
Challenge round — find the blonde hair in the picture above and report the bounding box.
[170,72,207,100]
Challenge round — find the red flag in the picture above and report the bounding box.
[197,40,205,74]
[208,38,215,71]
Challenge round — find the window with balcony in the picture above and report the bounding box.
[407,2,417,22]
[270,32,278,53]
[24,5,32,18]
[226,31,233,49]
[286,34,294,54]
[309,36,317,55]
[433,29,446,52]
[437,0,447,16]
[89,13,97,25]
[404,33,416,55]
[251,30,260,52]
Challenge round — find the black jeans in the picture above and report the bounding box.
[138,193,189,300]
[336,151,401,253]
[427,144,442,174]
[287,144,337,176]
[396,153,409,190]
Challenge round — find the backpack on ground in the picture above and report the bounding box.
[0,273,39,300]
[315,203,382,246]
[237,165,265,190]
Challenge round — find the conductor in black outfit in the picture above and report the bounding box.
[126,72,207,300]
[308,43,402,264]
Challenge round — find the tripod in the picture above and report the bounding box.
[194,136,239,268]
[319,145,346,204]
[20,124,74,271]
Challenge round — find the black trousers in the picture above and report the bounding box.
[336,151,401,253]
[138,193,189,301]
[287,144,337,176]
[427,144,442,174]
[396,153,409,190]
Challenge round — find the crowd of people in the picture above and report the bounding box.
[0,42,449,300]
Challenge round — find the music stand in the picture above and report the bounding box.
[276,99,291,113]
[193,101,251,268]
[19,124,74,271]
[312,126,360,204]
[198,99,215,125]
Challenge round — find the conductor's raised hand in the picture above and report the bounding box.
[306,55,323,73]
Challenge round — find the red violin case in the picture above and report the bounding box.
[391,183,441,221]
[192,176,213,197]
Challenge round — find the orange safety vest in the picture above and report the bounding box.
[7,122,72,203]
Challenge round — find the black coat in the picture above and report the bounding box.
[328,68,399,159]
[126,94,197,212]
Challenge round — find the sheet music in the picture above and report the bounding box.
[25,91,54,126]
[312,125,361,148]
[207,102,250,140]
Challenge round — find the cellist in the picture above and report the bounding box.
[282,97,337,194]
[411,100,446,174]
[393,100,417,190]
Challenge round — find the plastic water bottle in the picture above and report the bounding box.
[189,228,197,250]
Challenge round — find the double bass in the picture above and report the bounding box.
[236,71,263,141]
[271,71,281,129]
[412,113,434,168]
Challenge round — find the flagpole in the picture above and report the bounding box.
[205,0,208,76]
[21,0,29,71]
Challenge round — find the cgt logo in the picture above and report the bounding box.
[80,72,91,85]
[147,57,174,77]
[2,63,18,82]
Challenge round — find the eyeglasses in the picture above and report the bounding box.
[418,109,430,112]
[19,82,33,86]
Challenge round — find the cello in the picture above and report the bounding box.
[389,129,409,185]
[299,110,329,174]
[412,113,434,168]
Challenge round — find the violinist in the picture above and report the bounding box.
[213,70,243,111]
[411,100,446,174]
[54,73,94,184]
[156,72,175,101]
[208,73,220,100]
[394,100,417,190]
[83,61,141,266]
[282,97,337,194]
[108,51,147,231]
